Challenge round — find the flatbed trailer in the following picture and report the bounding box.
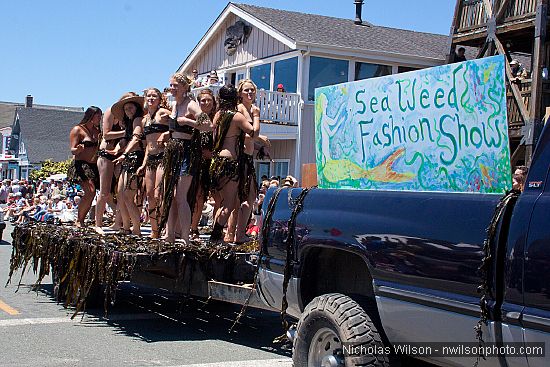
[7,223,274,317]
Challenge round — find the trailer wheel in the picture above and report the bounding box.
[293,293,392,367]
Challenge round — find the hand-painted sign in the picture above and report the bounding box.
[314,55,511,193]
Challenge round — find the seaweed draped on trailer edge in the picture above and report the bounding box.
[6,223,259,319]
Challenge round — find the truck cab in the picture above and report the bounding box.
[257,122,550,366]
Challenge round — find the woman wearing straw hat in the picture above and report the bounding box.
[94,92,138,232]
[68,106,102,227]
[112,94,145,235]
[157,72,213,243]
[135,88,171,239]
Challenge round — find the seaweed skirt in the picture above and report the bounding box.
[121,150,145,189]
[67,159,99,188]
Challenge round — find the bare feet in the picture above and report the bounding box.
[93,226,105,235]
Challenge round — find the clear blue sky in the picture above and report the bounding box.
[2,1,454,112]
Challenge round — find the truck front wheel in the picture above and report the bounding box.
[293,293,392,367]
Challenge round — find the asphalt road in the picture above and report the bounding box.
[0,223,292,367]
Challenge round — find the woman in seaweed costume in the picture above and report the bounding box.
[225,79,271,244]
[209,84,260,244]
[189,88,217,241]
[112,95,145,235]
[94,92,138,232]
[68,106,102,227]
[135,88,171,238]
[158,73,212,243]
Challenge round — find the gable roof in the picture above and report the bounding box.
[181,3,451,72]
[232,3,449,60]
[0,103,19,129]
[15,107,84,163]
[0,101,83,129]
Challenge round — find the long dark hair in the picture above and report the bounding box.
[123,102,144,139]
[79,106,102,125]
[218,84,238,113]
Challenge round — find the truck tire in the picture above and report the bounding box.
[293,293,391,367]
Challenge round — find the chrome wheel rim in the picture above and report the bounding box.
[307,327,344,367]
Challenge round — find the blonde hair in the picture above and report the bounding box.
[171,72,192,92]
[144,87,169,110]
[237,79,257,103]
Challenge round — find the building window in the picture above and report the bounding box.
[250,63,271,91]
[274,57,298,93]
[255,159,290,183]
[398,66,419,74]
[354,62,392,81]
[308,57,349,101]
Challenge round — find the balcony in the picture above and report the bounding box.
[453,0,539,42]
[192,86,301,127]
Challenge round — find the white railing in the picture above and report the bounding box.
[257,90,300,125]
[192,86,300,126]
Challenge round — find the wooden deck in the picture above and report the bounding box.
[453,0,540,43]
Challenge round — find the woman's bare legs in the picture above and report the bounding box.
[190,187,205,238]
[214,180,239,227]
[117,171,131,232]
[95,156,114,229]
[77,180,95,227]
[235,181,256,243]
[166,175,193,243]
[225,206,238,242]
[122,175,141,236]
[145,165,163,238]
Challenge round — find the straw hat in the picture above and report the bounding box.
[111,94,144,121]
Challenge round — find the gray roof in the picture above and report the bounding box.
[0,103,19,129]
[15,107,84,164]
[233,3,450,60]
[0,101,83,130]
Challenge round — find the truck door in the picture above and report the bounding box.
[521,144,550,367]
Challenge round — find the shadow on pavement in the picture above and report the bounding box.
[34,282,292,357]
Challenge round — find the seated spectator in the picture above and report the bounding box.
[276,83,286,92]
[283,175,299,188]
[16,197,41,224]
[245,216,260,238]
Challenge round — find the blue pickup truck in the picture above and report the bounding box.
[257,124,550,366]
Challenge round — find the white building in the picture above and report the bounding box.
[179,3,450,183]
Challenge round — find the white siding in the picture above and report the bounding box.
[270,139,296,176]
[190,13,291,74]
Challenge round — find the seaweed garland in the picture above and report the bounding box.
[7,223,259,319]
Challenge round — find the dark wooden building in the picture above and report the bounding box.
[449,0,548,165]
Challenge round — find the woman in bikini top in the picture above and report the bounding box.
[95,92,136,230]
[135,88,171,238]
[68,106,102,227]
[157,72,212,244]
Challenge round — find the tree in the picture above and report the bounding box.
[29,159,72,181]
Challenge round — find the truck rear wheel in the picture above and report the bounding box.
[293,293,391,367]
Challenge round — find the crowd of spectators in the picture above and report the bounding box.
[0,178,82,225]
